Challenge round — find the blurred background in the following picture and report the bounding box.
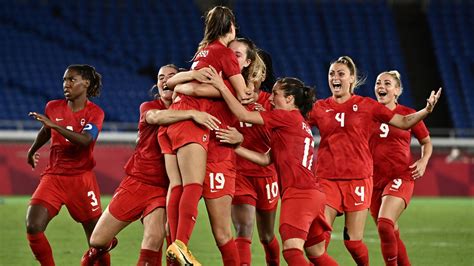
[0,0,472,196]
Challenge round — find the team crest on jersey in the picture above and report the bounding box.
[203,134,208,142]
[352,104,358,112]
[80,118,86,126]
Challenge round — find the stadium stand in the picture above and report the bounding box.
[1,0,418,125]
[426,0,474,129]
[1,0,472,130]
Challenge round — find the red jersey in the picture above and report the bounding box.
[236,103,276,177]
[124,100,169,187]
[307,95,395,180]
[171,40,241,113]
[260,109,319,193]
[257,91,273,111]
[43,99,104,176]
[370,104,429,188]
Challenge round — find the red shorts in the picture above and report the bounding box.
[30,171,102,222]
[202,160,236,199]
[108,176,167,222]
[232,173,279,211]
[320,178,373,214]
[166,120,210,152]
[157,126,174,155]
[279,187,332,242]
[370,177,414,219]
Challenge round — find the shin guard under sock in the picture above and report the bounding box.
[261,237,280,266]
[176,184,202,245]
[27,232,55,266]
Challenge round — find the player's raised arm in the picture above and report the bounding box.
[388,88,442,129]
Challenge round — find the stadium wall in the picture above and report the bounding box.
[1,132,472,196]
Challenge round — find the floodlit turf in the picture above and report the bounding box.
[1,196,473,265]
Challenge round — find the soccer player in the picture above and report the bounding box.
[161,6,252,265]
[370,71,432,265]
[26,64,107,265]
[228,38,280,266]
[80,64,219,266]
[306,56,441,266]
[211,74,338,265]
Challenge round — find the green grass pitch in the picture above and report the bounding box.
[1,196,473,265]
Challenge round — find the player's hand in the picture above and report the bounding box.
[29,112,55,128]
[252,103,266,112]
[27,152,40,169]
[216,126,244,145]
[191,111,221,130]
[202,65,226,90]
[426,87,442,113]
[193,68,214,83]
[410,159,428,180]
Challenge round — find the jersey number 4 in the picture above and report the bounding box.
[335,112,345,127]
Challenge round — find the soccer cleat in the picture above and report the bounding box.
[166,240,201,266]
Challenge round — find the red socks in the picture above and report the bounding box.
[176,184,202,245]
[282,248,310,266]
[377,217,398,266]
[95,252,110,266]
[308,253,339,266]
[344,240,369,266]
[218,239,240,266]
[261,237,280,266]
[395,229,411,265]
[167,186,183,242]
[235,237,251,265]
[137,249,161,266]
[27,232,54,266]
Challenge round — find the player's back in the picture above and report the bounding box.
[261,109,319,194]
[125,99,169,187]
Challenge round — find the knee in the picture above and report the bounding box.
[343,226,363,241]
[259,231,276,243]
[142,232,165,250]
[89,234,109,248]
[212,227,233,246]
[305,242,326,257]
[234,220,253,238]
[26,219,46,234]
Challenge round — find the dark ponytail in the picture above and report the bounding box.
[276,77,315,117]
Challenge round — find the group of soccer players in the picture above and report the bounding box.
[25,5,442,266]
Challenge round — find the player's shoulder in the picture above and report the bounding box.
[140,99,166,111]
[395,104,416,115]
[86,100,105,115]
[46,99,66,108]
[359,95,378,104]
